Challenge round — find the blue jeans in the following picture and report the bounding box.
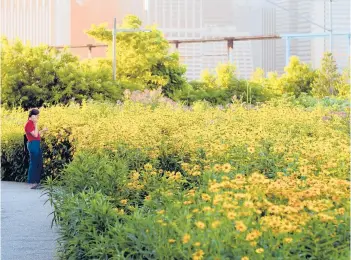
[27,140,43,183]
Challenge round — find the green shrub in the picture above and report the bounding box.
[312,52,342,97]
[274,93,350,111]
[86,15,188,96]
[46,148,350,259]
[0,38,122,109]
[171,65,271,106]
[46,148,191,259]
[335,67,350,98]
[280,56,316,97]
[51,189,123,259]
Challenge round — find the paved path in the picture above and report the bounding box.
[1,181,58,260]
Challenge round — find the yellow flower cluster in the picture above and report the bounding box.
[2,101,349,259]
[3,102,349,178]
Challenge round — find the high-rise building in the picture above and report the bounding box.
[1,0,349,79]
[143,0,349,78]
[144,0,265,78]
[273,0,350,73]
[0,0,70,46]
[0,0,120,58]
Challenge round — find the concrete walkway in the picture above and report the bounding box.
[1,181,58,260]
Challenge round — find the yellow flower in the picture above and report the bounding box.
[156,210,165,215]
[190,171,201,176]
[276,172,284,177]
[235,174,244,180]
[285,157,294,163]
[222,163,232,173]
[337,208,345,215]
[245,230,261,241]
[131,171,140,180]
[201,193,211,201]
[144,163,153,171]
[247,147,255,154]
[241,257,249,260]
[235,221,247,232]
[284,237,293,244]
[203,206,213,212]
[182,234,191,244]
[250,241,257,247]
[175,172,182,179]
[181,163,190,170]
[168,239,176,244]
[211,220,221,229]
[193,165,201,171]
[299,165,308,175]
[221,176,230,181]
[244,201,254,208]
[120,199,128,205]
[227,211,236,220]
[256,248,264,254]
[195,221,206,229]
[194,242,201,247]
[192,249,204,260]
[184,200,193,205]
[113,208,124,215]
[318,213,335,222]
[213,164,221,172]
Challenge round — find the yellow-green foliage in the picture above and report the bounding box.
[2,101,349,179]
[200,63,237,89]
[335,67,351,98]
[251,55,349,99]
[2,101,350,259]
[0,38,123,109]
[312,52,342,97]
[86,15,187,95]
[280,56,315,96]
[251,56,315,97]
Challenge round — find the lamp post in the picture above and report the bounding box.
[329,0,333,52]
[112,17,151,81]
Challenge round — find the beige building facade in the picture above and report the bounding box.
[1,0,350,79]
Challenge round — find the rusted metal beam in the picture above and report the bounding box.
[50,35,281,49]
[168,38,225,44]
[88,45,93,59]
[168,35,281,44]
[230,35,281,41]
[227,39,234,62]
[53,44,108,49]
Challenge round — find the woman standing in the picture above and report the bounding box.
[24,109,48,189]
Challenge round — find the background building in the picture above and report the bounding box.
[1,0,350,80]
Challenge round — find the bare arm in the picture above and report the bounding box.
[39,127,48,136]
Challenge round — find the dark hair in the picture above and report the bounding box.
[28,108,40,118]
